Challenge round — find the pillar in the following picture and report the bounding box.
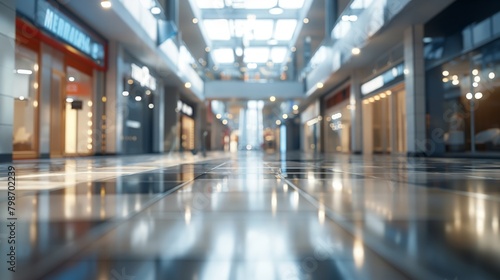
[404,25,426,156]
[0,0,15,162]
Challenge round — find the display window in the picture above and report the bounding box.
[437,40,500,152]
[362,83,407,154]
[13,45,40,158]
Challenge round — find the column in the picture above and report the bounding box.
[404,25,426,156]
[152,82,165,153]
[0,0,15,162]
[163,86,179,152]
[350,71,363,154]
[105,41,125,154]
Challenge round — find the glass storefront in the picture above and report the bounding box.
[325,101,351,153]
[434,40,500,152]
[13,45,39,158]
[65,67,94,155]
[362,83,407,154]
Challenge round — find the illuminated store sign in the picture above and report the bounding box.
[131,64,157,90]
[177,101,193,117]
[361,63,405,95]
[37,1,105,65]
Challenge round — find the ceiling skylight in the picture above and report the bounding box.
[244,48,270,63]
[252,20,274,40]
[203,19,231,40]
[240,0,277,9]
[195,0,225,9]
[274,20,297,40]
[271,47,287,63]
[278,0,305,9]
[212,48,235,64]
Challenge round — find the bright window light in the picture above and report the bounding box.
[279,0,305,9]
[333,21,351,39]
[195,0,224,9]
[244,48,270,63]
[242,0,277,9]
[253,20,274,40]
[203,20,231,40]
[212,48,235,64]
[274,20,297,40]
[350,0,374,9]
[271,47,287,63]
[233,20,247,37]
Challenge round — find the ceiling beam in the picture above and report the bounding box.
[210,39,290,48]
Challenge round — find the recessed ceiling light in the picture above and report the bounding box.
[185,82,192,88]
[303,18,309,24]
[352,48,361,55]
[151,6,161,15]
[100,0,112,9]
[192,18,199,24]
[68,76,75,82]
[269,7,284,15]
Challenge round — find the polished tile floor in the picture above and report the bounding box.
[1,152,499,280]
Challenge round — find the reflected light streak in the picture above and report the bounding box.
[283,183,288,192]
[332,180,343,191]
[64,189,76,218]
[492,217,499,233]
[353,239,365,268]
[185,207,192,225]
[318,205,325,224]
[291,191,299,210]
[271,191,277,215]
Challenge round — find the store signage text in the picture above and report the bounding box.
[177,101,193,117]
[37,1,105,64]
[131,64,157,90]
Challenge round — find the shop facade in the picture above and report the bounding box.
[361,62,407,154]
[301,101,321,152]
[425,1,500,155]
[14,0,106,159]
[323,85,352,153]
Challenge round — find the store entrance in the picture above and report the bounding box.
[50,70,65,158]
[363,83,407,154]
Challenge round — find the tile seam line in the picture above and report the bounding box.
[264,162,437,280]
[21,159,230,280]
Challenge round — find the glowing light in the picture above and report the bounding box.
[292,105,298,110]
[282,114,288,119]
[276,120,281,125]
[68,76,75,82]
[151,6,161,15]
[185,82,192,88]
[122,91,129,96]
[316,82,324,89]
[353,240,365,268]
[351,48,361,55]
[222,119,228,125]
[66,97,73,103]
[216,114,222,119]
[474,76,481,83]
[452,79,459,85]
[192,18,199,24]
[88,101,93,107]
[102,96,107,102]
[475,92,483,99]
[489,72,495,79]
[135,96,142,101]
[466,92,473,100]
[472,69,479,76]
[303,18,309,24]
[148,103,154,109]
[270,96,276,102]
[100,0,112,9]
[442,78,449,83]
[442,71,449,76]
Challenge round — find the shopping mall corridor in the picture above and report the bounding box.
[1,152,499,280]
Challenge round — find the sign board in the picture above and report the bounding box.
[131,63,157,90]
[36,0,105,66]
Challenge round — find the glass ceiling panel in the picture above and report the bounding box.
[203,19,231,40]
[240,0,277,9]
[195,0,225,9]
[243,48,270,63]
[252,20,274,40]
[274,20,297,40]
[278,0,305,9]
[271,47,287,63]
[212,48,235,64]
